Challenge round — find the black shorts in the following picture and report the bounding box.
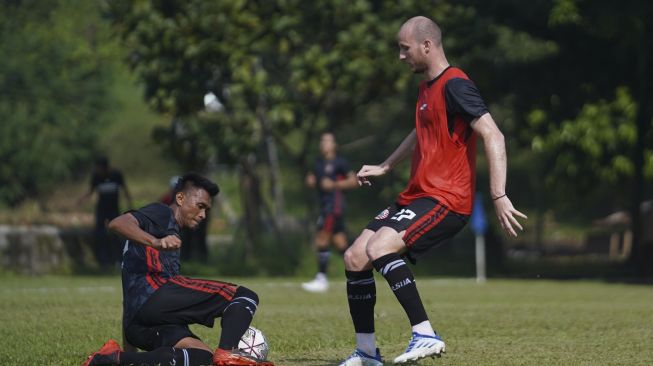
[366,197,468,263]
[317,213,345,234]
[125,277,237,351]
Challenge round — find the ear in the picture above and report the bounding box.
[423,39,431,53]
[175,191,184,206]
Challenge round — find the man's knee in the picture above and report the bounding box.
[365,228,404,260]
[233,286,259,308]
[344,234,370,269]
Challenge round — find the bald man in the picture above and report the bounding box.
[339,16,526,365]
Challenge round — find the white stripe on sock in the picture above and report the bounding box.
[382,259,405,275]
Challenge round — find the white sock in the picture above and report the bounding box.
[411,320,436,337]
[316,272,327,281]
[355,333,376,356]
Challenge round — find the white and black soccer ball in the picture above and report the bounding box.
[238,326,269,360]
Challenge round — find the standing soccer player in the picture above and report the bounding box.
[339,16,527,365]
[302,132,358,293]
[77,156,133,268]
[82,173,273,366]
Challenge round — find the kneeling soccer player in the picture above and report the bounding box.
[82,173,273,366]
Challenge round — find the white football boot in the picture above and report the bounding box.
[301,273,328,293]
[339,348,383,366]
[393,332,445,364]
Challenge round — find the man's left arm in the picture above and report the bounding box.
[471,113,527,237]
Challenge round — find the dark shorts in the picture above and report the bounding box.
[366,197,468,263]
[317,213,345,234]
[125,277,237,351]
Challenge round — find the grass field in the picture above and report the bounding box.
[1,275,652,365]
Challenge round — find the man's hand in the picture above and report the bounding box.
[305,173,317,188]
[151,235,181,251]
[493,196,527,237]
[356,165,389,186]
[320,177,336,191]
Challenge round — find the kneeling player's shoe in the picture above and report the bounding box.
[81,339,122,366]
[301,273,329,293]
[213,348,274,366]
[338,348,383,366]
[393,332,445,364]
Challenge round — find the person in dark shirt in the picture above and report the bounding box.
[78,156,132,268]
[301,132,358,293]
[81,173,273,366]
[339,16,526,365]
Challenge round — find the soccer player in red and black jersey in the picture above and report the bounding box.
[82,173,272,366]
[339,16,527,365]
[302,132,358,293]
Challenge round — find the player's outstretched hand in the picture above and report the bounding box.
[493,196,527,237]
[152,235,181,251]
[356,164,389,186]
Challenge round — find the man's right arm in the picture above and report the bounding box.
[356,129,416,186]
[108,213,180,250]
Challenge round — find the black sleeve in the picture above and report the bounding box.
[444,78,489,123]
[313,160,323,179]
[128,203,171,236]
[90,173,99,190]
[115,170,125,186]
[337,157,350,175]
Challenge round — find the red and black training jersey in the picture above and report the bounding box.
[397,66,489,215]
[313,156,350,215]
[121,203,181,327]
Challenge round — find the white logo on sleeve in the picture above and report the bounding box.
[420,103,428,110]
[391,209,416,221]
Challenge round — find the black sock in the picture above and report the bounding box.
[119,347,213,366]
[218,286,259,350]
[317,249,331,274]
[372,253,428,326]
[346,269,376,333]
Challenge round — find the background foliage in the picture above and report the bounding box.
[0,0,117,205]
[1,0,652,275]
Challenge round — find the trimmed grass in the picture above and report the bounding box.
[1,275,652,365]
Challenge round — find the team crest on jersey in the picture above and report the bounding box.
[324,163,334,175]
[375,208,390,220]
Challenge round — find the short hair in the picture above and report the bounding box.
[173,172,219,197]
[403,16,442,45]
[321,131,336,140]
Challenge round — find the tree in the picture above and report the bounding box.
[0,0,115,206]
[468,0,653,272]
[105,0,480,253]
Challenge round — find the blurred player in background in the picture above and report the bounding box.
[78,156,132,268]
[302,132,358,293]
[82,173,272,366]
[339,16,527,365]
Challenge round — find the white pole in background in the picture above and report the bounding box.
[471,192,488,284]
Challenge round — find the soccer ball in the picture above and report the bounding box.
[238,326,269,360]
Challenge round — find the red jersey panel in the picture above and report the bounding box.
[397,67,477,215]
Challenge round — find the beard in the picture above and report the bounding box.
[412,60,428,74]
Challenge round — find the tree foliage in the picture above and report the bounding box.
[0,0,115,205]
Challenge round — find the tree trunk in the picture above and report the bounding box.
[240,154,261,253]
[628,24,653,276]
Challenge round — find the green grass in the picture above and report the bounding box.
[1,275,652,365]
